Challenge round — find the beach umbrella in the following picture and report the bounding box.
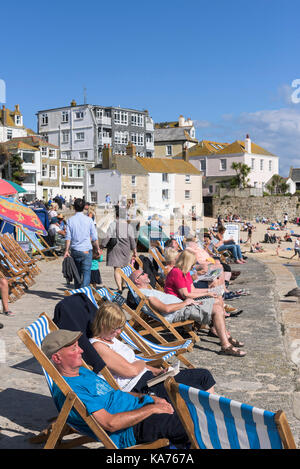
[3,179,27,194]
[0,179,18,196]
[0,196,47,236]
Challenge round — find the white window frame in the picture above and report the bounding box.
[166,145,172,156]
[49,165,57,179]
[90,174,95,185]
[90,191,98,203]
[162,189,169,200]
[62,166,66,177]
[75,132,85,141]
[62,111,69,123]
[260,159,264,171]
[269,160,272,171]
[62,131,69,143]
[131,175,136,185]
[185,190,191,200]
[114,110,128,125]
[162,173,169,183]
[15,115,21,125]
[6,129,12,140]
[41,113,48,125]
[75,110,84,120]
[41,146,48,156]
[220,159,227,171]
[131,113,144,127]
[251,158,255,170]
[49,149,56,158]
[185,174,191,183]
[79,151,88,160]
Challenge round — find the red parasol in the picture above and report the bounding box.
[0,196,47,236]
[0,179,18,196]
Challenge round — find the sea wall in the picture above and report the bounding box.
[212,195,299,220]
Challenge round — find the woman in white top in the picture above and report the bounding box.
[89,302,216,399]
[291,238,300,259]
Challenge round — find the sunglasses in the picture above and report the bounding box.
[136,271,146,280]
[112,323,125,333]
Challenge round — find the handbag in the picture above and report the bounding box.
[106,222,118,250]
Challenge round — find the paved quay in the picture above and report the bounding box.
[0,253,300,449]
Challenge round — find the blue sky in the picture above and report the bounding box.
[1,0,300,175]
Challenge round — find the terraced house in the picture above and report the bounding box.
[175,135,279,195]
[37,101,155,198]
[85,143,202,215]
[4,136,60,201]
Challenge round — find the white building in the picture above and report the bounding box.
[0,104,28,142]
[176,135,279,194]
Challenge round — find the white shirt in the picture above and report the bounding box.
[89,337,148,391]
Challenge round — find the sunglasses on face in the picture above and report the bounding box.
[136,271,146,280]
[112,323,125,333]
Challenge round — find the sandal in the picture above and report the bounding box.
[220,345,246,357]
[229,336,244,347]
[1,310,15,316]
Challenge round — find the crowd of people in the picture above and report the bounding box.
[37,204,259,448]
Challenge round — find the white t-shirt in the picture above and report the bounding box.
[294,239,300,250]
[140,288,183,305]
[89,337,148,392]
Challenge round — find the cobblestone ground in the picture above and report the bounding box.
[0,255,299,448]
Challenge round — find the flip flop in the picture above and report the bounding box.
[228,309,243,318]
[220,345,246,357]
[1,310,15,317]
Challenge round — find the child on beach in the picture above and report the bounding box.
[90,247,103,288]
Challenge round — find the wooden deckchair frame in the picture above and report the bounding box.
[0,242,34,288]
[16,226,58,261]
[164,377,296,450]
[18,313,169,450]
[116,266,200,344]
[64,285,195,369]
[1,233,40,276]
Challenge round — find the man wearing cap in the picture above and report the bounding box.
[42,329,189,449]
[48,217,66,238]
[64,198,101,289]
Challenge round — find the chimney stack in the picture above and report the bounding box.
[126,141,136,159]
[183,143,189,162]
[245,134,251,153]
[102,144,114,169]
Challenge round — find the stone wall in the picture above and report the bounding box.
[212,195,299,220]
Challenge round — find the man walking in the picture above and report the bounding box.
[64,198,101,288]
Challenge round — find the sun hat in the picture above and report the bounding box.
[41,330,82,359]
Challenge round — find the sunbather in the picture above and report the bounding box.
[130,269,246,357]
[89,302,216,397]
[42,329,190,448]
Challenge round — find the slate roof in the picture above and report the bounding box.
[290,168,300,181]
[154,127,198,143]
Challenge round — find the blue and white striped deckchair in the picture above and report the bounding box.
[18,314,169,449]
[16,226,58,260]
[164,378,296,449]
[96,287,194,367]
[116,265,200,345]
[173,235,185,250]
[66,286,99,308]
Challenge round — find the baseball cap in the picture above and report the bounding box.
[51,217,59,224]
[41,330,82,359]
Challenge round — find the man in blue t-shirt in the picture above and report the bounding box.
[41,329,188,449]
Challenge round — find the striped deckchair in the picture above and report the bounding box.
[64,286,102,308]
[96,286,195,368]
[164,377,296,449]
[18,313,168,450]
[16,226,58,260]
[116,265,199,344]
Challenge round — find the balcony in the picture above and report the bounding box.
[98,135,112,146]
[96,116,112,126]
[145,117,154,131]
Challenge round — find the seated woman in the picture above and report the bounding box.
[164,249,225,304]
[163,246,180,276]
[214,226,246,264]
[90,302,216,399]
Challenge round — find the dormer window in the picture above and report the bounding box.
[15,115,22,125]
